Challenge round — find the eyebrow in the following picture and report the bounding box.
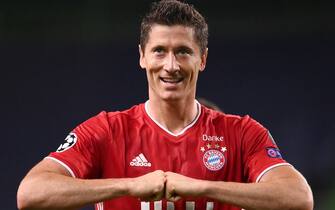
[151,45,166,51]
[175,46,193,53]
[150,45,194,53]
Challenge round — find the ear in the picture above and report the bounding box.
[139,44,146,69]
[199,48,208,72]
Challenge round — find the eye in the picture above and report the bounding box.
[152,46,165,55]
[176,47,193,56]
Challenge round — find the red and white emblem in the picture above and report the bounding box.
[203,149,225,171]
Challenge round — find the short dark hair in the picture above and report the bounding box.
[140,0,208,54]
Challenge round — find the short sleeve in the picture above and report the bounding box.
[47,111,110,179]
[240,116,290,183]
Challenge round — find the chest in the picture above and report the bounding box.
[102,124,242,182]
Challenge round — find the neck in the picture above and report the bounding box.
[146,98,199,135]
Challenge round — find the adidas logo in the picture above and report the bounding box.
[130,153,152,167]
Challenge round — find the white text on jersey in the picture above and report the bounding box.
[202,134,224,141]
[141,201,214,210]
[130,153,152,167]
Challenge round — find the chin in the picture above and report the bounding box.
[160,93,183,102]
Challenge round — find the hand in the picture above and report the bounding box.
[165,172,204,202]
[128,170,166,201]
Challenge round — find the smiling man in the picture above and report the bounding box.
[17,1,313,210]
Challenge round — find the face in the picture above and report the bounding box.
[139,24,208,102]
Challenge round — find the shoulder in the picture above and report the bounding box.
[92,103,145,132]
[201,105,257,127]
[201,106,267,138]
[104,103,144,123]
[76,103,144,132]
[89,103,144,120]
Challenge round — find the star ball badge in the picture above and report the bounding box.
[56,132,77,152]
[201,143,227,171]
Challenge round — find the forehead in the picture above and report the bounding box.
[146,24,198,49]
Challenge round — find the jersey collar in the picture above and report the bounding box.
[144,100,201,137]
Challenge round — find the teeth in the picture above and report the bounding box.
[161,78,182,83]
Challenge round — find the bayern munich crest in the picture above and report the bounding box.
[203,149,225,171]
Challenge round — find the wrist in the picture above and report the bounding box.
[186,178,211,197]
[102,177,135,198]
[123,177,136,196]
[196,180,217,197]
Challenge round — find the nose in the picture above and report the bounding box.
[163,52,180,73]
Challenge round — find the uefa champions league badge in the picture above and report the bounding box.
[201,143,227,171]
[56,132,77,152]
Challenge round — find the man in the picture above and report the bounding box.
[17,1,313,210]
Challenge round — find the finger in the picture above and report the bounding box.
[165,187,172,200]
[166,194,182,202]
[153,188,165,201]
[140,195,159,202]
[142,192,164,202]
[165,185,179,201]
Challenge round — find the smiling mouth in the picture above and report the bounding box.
[160,77,184,84]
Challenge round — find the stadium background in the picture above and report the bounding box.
[1,0,334,209]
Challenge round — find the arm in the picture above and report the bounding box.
[17,158,166,210]
[165,165,313,210]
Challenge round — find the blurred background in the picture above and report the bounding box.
[1,0,334,209]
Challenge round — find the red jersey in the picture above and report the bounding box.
[48,101,289,210]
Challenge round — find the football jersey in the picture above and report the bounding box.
[47,101,289,210]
